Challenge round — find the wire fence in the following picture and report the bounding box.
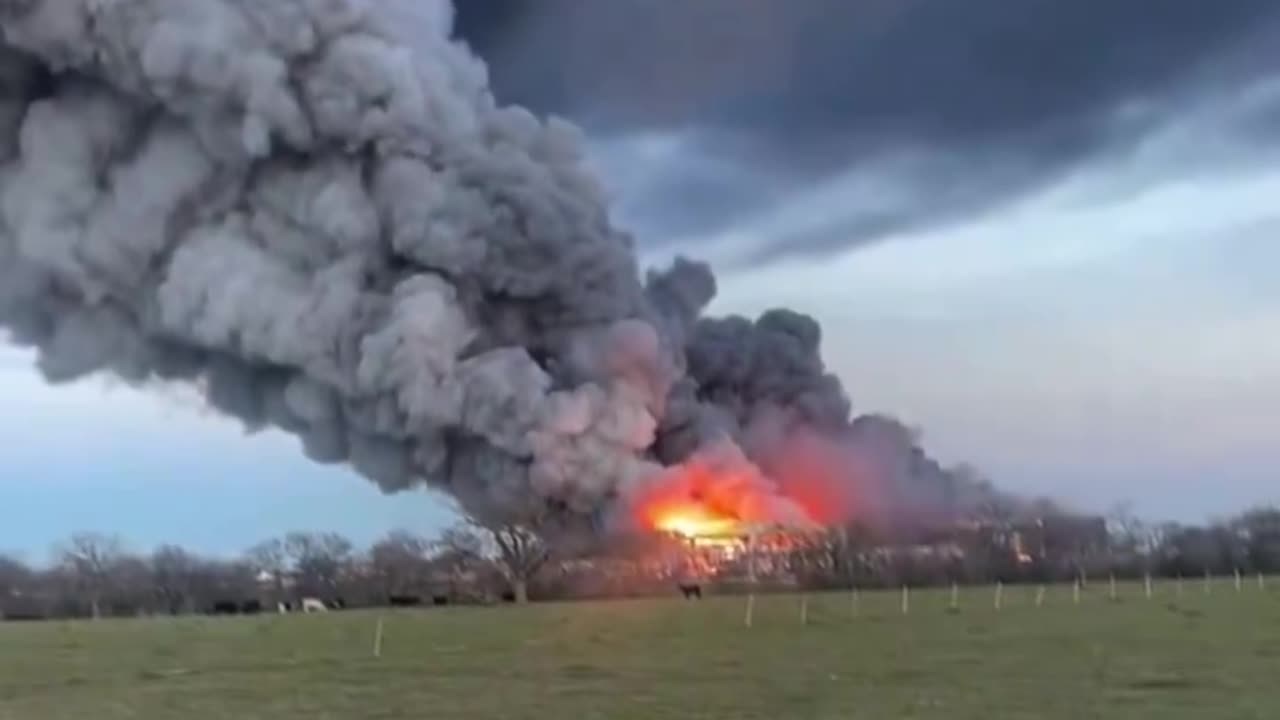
[735,572,1276,627]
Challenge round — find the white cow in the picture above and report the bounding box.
[300,597,328,613]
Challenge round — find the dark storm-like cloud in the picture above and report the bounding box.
[454,0,1280,259]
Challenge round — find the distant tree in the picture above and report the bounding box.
[1211,521,1249,575]
[284,532,354,597]
[1107,502,1148,552]
[467,519,548,604]
[150,545,204,614]
[369,531,432,598]
[107,554,153,616]
[189,559,257,608]
[0,554,32,601]
[57,533,127,619]
[245,538,289,597]
[1231,506,1280,573]
[438,525,486,560]
[432,524,496,600]
[1147,522,1182,574]
[1164,525,1222,576]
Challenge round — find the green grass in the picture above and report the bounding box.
[2,580,1278,719]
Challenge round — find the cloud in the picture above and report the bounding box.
[455,0,1280,260]
[692,148,1280,515]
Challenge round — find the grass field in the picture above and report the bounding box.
[2,580,1278,719]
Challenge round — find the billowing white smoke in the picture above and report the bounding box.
[0,0,985,541]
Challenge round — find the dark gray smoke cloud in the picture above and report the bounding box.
[0,0,994,543]
[454,0,1280,260]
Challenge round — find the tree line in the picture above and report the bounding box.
[789,503,1280,591]
[0,524,528,620]
[2,505,1278,619]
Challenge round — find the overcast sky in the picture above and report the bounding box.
[3,1,1279,558]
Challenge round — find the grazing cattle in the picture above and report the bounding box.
[277,602,292,614]
[327,598,346,610]
[211,601,239,615]
[241,600,262,615]
[300,597,328,613]
[389,595,421,607]
[1,611,45,622]
[431,595,449,607]
[678,583,703,600]
[499,591,517,603]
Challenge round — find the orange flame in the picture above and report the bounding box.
[634,444,823,539]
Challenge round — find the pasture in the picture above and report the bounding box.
[2,580,1278,719]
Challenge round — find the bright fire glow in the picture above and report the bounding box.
[652,504,742,539]
[632,443,825,542]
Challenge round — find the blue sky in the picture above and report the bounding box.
[3,3,1280,560]
[0,357,454,560]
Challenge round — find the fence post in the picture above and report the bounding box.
[1259,573,1267,592]
[1144,574,1152,600]
[1235,569,1243,593]
[1035,584,1046,608]
[1073,578,1081,606]
[1109,574,1118,602]
[1204,570,1212,595]
[901,585,910,616]
[373,616,385,659]
[950,582,959,611]
[994,582,1003,611]
[744,593,756,628]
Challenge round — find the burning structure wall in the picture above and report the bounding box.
[0,0,1004,548]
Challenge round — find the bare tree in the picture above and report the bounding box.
[0,554,32,602]
[438,525,486,558]
[471,521,550,604]
[109,555,154,616]
[57,533,126,619]
[369,531,432,598]
[191,559,257,608]
[150,545,203,614]
[1231,506,1280,572]
[430,524,493,600]
[1108,502,1148,552]
[245,538,289,597]
[284,532,354,598]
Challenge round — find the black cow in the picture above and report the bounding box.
[499,591,517,603]
[0,611,45,622]
[389,595,422,608]
[678,583,703,600]
[211,601,239,615]
[431,595,450,606]
[241,600,262,615]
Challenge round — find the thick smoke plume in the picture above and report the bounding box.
[0,0,993,542]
